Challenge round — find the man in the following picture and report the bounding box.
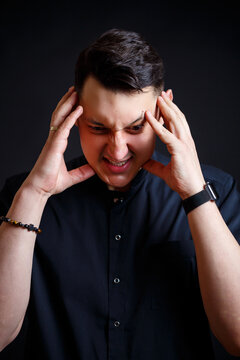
[0,29,240,359]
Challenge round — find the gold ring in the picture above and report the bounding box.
[50,126,58,131]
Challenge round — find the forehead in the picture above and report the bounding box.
[79,76,156,127]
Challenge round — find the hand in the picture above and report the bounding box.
[23,87,95,197]
[143,90,205,200]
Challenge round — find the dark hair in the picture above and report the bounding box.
[75,28,164,95]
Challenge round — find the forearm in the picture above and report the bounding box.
[0,88,95,351]
[188,201,240,356]
[0,184,48,350]
[144,89,240,354]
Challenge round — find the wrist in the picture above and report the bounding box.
[19,180,51,202]
[3,183,49,233]
[182,182,218,215]
[15,183,50,209]
[179,184,205,201]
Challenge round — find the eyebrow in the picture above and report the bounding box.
[85,112,145,130]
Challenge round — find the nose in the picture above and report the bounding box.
[106,130,129,160]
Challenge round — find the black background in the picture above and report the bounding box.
[0,0,239,359]
[0,0,239,189]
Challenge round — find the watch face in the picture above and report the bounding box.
[205,182,218,201]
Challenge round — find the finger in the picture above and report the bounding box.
[156,89,172,124]
[51,91,79,127]
[157,96,188,138]
[161,91,183,117]
[58,105,83,135]
[145,110,178,149]
[55,86,75,110]
[68,164,95,186]
[143,159,166,180]
[49,105,83,140]
[160,92,191,135]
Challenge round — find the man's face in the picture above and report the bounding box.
[77,76,157,191]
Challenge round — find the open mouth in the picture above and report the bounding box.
[105,158,129,167]
[103,156,133,171]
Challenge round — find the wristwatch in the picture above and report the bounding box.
[182,182,218,215]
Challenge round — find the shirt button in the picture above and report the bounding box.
[114,278,120,284]
[114,321,120,327]
[113,197,124,204]
[115,234,121,241]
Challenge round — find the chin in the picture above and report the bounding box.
[89,158,143,190]
[107,182,131,192]
[106,177,131,190]
[107,171,142,191]
[95,171,133,191]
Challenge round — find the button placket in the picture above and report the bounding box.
[108,203,126,355]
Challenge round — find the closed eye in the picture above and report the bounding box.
[126,121,146,134]
[88,126,108,133]
[128,124,144,132]
[87,120,146,134]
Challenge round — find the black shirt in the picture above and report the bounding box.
[1,152,240,360]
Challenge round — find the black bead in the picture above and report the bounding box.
[29,224,34,231]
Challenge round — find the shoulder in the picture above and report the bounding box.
[154,150,234,185]
[201,163,237,204]
[201,163,233,187]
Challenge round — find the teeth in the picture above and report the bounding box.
[107,159,128,167]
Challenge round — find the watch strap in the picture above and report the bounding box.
[182,182,218,215]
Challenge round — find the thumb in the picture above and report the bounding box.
[69,164,95,185]
[143,159,166,180]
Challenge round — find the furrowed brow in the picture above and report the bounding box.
[86,119,105,127]
[125,113,145,127]
[85,111,145,130]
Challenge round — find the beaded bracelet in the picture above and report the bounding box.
[0,216,42,234]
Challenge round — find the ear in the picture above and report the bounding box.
[154,98,164,125]
[155,102,160,120]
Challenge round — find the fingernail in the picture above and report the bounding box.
[68,86,74,91]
